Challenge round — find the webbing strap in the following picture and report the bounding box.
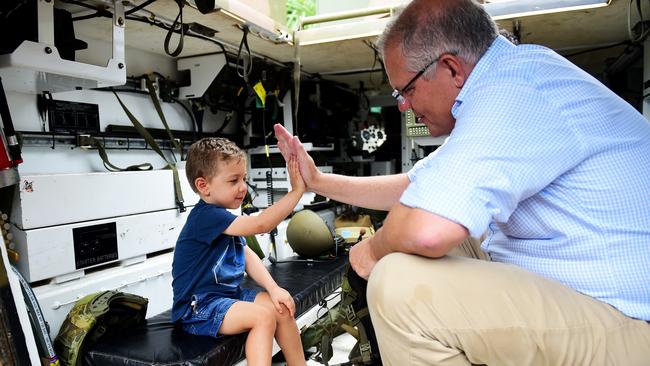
[356,323,373,363]
[321,333,333,366]
[113,91,186,212]
[79,135,153,172]
[145,76,182,152]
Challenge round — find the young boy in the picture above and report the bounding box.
[172,137,307,366]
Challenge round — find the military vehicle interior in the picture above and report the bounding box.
[0,0,648,365]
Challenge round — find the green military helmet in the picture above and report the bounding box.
[286,210,334,258]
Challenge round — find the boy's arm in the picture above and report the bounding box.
[224,156,305,237]
[244,246,295,316]
[223,189,302,237]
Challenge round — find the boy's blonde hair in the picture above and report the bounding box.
[185,137,246,193]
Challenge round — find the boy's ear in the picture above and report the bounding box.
[195,177,209,195]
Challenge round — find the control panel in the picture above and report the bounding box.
[404,109,430,137]
[73,222,118,270]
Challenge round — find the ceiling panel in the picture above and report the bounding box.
[64,0,642,90]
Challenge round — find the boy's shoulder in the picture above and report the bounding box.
[192,200,229,215]
[186,200,239,230]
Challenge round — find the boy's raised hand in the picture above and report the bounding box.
[274,123,320,189]
[288,155,306,194]
[268,286,296,317]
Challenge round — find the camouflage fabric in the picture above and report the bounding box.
[54,290,148,366]
[301,265,382,366]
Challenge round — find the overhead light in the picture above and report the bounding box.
[484,0,611,20]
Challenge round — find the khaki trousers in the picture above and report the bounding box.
[367,238,650,365]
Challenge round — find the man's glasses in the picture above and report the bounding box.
[391,52,456,106]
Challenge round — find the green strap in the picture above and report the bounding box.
[320,333,333,366]
[113,91,186,212]
[80,135,153,172]
[356,323,373,363]
[145,76,182,152]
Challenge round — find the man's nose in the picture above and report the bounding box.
[397,100,411,113]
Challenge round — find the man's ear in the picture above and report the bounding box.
[440,54,469,89]
[195,177,209,195]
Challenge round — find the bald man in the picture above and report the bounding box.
[276,0,650,364]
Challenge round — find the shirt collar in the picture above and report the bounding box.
[452,35,515,118]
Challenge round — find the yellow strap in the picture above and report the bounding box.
[253,81,267,106]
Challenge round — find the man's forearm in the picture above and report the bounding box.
[310,173,410,211]
[369,203,469,260]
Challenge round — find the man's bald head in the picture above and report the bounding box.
[377,0,498,76]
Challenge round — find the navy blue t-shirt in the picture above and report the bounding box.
[171,200,247,322]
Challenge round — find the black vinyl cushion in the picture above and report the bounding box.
[83,256,349,366]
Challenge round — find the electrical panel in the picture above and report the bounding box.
[47,99,100,134]
[73,222,118,269]
[404,109,429,137]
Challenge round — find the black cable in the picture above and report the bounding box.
[100,87,149,96]
[214,112,233,135]
[164,0,185,57]
[125,0,158,15]
[171,97,197,134]
[0,0,28,20]
[59,0,97,11]
[363,40,386,85]
[126,15,230,66]
[72,10,111,21]
[236,26,253,82]
[563,41,630,58]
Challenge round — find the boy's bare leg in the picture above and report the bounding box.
[219,301,277,366]
[255,292,307,366]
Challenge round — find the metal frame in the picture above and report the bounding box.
[0,0,126,94]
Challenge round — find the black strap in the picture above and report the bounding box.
[164,0,185,57]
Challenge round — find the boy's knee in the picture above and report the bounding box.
[275,307,294,323]
[253,306,277,331]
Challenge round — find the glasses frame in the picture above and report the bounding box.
[391,52,457,106]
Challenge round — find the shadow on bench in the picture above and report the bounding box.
[84,256,349,366]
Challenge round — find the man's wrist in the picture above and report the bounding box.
[368,230,386,261]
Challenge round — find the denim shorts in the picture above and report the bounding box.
[179,287,259,338]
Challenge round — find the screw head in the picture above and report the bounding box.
[44,47,52,54]
[118,17,124,26]
[118,63,124,69]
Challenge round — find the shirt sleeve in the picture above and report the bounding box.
[407,137,450,182]
[400,82,585,238]
[192,205,238,245]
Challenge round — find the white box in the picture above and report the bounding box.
[33,252,174,338]
[12,208,190,283]
[11,170,199,230]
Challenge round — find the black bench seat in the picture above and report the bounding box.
[83,256,349,366]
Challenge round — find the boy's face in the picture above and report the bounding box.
[198,158,247,209]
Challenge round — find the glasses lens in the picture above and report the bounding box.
[392,89,406,105]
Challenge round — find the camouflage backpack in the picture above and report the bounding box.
[301,264,382,366]
[54,290,148,366]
